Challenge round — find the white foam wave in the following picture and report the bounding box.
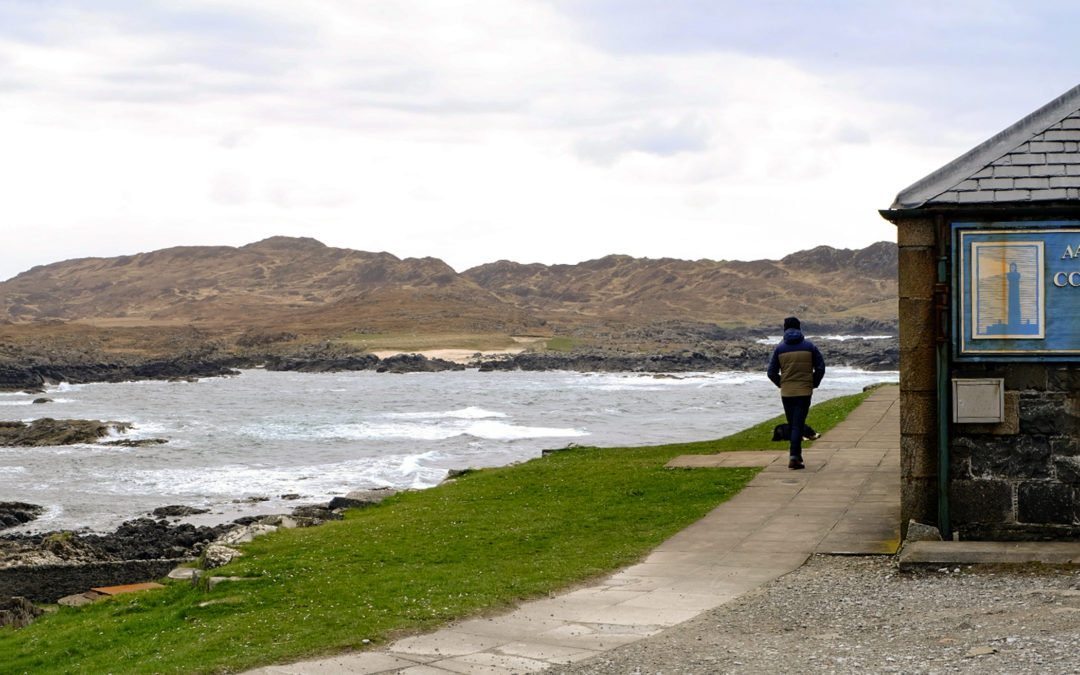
[386,406,506,420]
[86,452,452,498]
[0,466,27,474]
[579,372,756,391]
[242,416,584,442]
[757,334,894,344]
[465,420,586,440]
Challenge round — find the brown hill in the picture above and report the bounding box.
[0,237,536,334]
[462,241,897,326]
[0,237,897,338]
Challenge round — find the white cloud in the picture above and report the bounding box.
[0,0,1059,281]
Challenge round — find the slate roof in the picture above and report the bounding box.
[892,84,1080,209]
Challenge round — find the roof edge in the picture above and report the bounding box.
[891,84,1080,210]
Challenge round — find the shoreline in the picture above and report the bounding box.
[0,333,899,392]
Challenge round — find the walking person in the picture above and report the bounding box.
[767,317,825,469]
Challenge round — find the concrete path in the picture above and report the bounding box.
[251,385,901,674]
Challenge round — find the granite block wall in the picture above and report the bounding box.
[949,362,1080,539]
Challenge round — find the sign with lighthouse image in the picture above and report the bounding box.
[971,240,1044,339]
[954,223,1080,356]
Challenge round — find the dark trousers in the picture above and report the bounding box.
[781,395,812,458]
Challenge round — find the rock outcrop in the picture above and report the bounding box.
[0,503,45,531]
[0,419,129,447]
[0,596,44,628]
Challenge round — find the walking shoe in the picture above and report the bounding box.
[788,458,805,470]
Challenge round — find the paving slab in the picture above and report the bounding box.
[246,385,902,674]
[899,540,1080,569]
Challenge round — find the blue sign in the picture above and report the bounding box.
[957,222,1080,356]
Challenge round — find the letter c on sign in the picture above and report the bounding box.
[1053,272,1080,287]
[1056,272,1067,287]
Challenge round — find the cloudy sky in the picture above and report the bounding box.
[2,1,1078,281]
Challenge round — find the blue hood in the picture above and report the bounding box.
[783,328,805,345]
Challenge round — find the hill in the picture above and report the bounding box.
[0,238,897,338]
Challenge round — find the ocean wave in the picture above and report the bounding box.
[240,416,584,442]
[85,453,452,498]
[577,372,757,391]
[385,406,507,420]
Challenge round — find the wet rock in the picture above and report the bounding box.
[0,419,129,447]
[151,505,210,519]
[0,502,45,530]
[32,398,52,404]
[102,438,169,447]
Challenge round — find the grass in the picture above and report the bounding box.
[0,387,882,674]
[545,336,577,352]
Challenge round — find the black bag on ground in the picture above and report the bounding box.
[772,423,819,442]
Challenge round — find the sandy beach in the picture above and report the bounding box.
[370,336,546,364]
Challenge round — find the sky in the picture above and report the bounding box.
[2,1,1079,282]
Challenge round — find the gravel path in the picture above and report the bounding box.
[549,554,1080,674]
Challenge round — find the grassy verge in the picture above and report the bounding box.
[0,387,881,674]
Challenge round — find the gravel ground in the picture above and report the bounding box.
[549,554,1080,674]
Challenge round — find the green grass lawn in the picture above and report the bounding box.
[0,387,881,674]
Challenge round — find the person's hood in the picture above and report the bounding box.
[783,328,805,345]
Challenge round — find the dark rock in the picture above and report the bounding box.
[279,493,303,500]
[472,336,897,374]
[232,496,270,504]
[101,437,169,447]
[0,596,44,629]
[262,343,379,373]
[31,398,52,404]
[75,518,232,561]
[289,505,343,526]
[0,502,45,530]
[151,505,210,519]
[0,418,125,446]
[376,353,466,374]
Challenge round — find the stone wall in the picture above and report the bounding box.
[948,362,1080,539]
[0,559,185,604]
[895,213,1080,540]
[895,216,939,530]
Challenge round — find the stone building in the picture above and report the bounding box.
[881,84,1080,540]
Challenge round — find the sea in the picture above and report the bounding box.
[1,366,897,534]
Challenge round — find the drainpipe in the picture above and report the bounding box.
[934,216,952,540]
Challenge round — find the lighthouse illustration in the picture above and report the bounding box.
[973,241,1043,339]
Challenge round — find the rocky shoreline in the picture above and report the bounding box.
[0,334,898,392]
[0,488,401,611]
